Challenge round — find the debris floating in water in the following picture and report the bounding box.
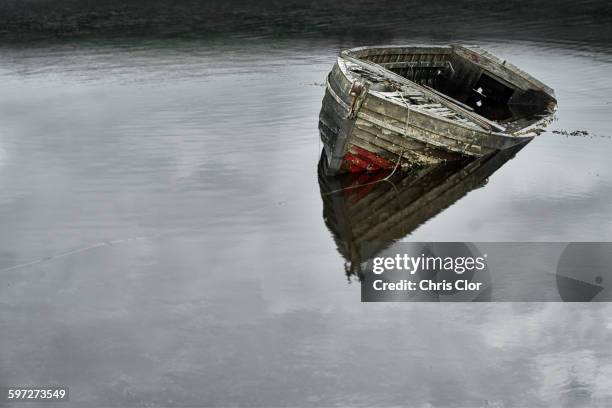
[552,129,589,136]
[303,82,326,87]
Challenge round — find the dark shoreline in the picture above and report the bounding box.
[1,0,611,45]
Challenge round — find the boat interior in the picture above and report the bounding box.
[344,45,557,126]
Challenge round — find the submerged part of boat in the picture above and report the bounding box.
[318,143,526,280]
[319,44,557,174]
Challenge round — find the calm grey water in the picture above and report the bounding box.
[1,34,612,407]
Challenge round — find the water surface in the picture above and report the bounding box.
[1,27,612,408]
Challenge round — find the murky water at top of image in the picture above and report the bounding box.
[0,11,612,408]
[1,0,611,49]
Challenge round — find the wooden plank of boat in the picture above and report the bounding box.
[378,61,451,70]
[365,91,489,141]
[355,111,483,156]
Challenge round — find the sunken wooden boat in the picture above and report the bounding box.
[319,44,557,174]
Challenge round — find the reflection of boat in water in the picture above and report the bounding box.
[318,142,527,280]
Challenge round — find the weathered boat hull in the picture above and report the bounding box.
[319,45,556,174]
